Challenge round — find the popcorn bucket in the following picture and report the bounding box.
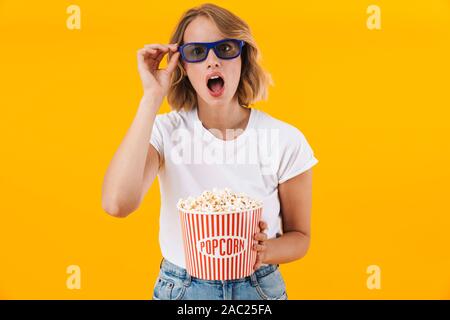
[178,204,263,280]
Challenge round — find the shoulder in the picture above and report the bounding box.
[253,109,307,142]
[154,108,191,131]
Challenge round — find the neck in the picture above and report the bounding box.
[196,95,250,132]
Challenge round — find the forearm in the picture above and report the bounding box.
[263,231,310,265]
[102,93,161,215]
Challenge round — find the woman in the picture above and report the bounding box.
[102,3,318,300]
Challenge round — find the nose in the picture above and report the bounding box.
[206,48,221,68]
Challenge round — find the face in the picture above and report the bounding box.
[182,16,242,108]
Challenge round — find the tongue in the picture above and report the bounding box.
[210,81,223,92]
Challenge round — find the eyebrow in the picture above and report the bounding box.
[183,38,226,44]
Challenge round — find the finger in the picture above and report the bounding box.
[151,50,166,70]
[257,221,263,233]
[144,43,171,52]
[254,232,268,242]
[253,243,266,252]
[143,47,170,71]
[144,43,177,49]
[165,51,180,74]
[145,44,177,70]
[253,232,264,241]
[138,48,159,70]
[137,48,153,70]
[260,220,268,231]
[254,254,262,270]
[142,45,168,64]
[169,43,179,50]
[139,47,158,60]
[144,43,178,59]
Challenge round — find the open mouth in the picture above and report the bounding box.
[207,76,225,96]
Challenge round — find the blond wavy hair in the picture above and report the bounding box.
[167,3,273,111]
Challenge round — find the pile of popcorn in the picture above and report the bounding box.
[177,187,262,212]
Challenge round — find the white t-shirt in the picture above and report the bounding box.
[149,106,318,269]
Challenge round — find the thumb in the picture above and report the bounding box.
[165,51,180,75]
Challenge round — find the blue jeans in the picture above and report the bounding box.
[152,258,288,300]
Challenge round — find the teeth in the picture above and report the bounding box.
[209,75,220,80]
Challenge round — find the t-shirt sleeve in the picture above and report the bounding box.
[149,114,164,158]
[277,127,318,184]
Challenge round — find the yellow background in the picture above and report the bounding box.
[1,0,449,299]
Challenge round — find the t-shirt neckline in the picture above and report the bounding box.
[192,106,256,144]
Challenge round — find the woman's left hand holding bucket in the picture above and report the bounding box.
[253,220,268,270]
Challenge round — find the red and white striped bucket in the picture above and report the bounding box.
[178,205,263,280]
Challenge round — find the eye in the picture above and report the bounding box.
[190,46,205,56]
[217,43,232,53]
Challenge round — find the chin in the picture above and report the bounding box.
[202,93,231,106]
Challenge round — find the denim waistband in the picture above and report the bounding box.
[159,258,279,285]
